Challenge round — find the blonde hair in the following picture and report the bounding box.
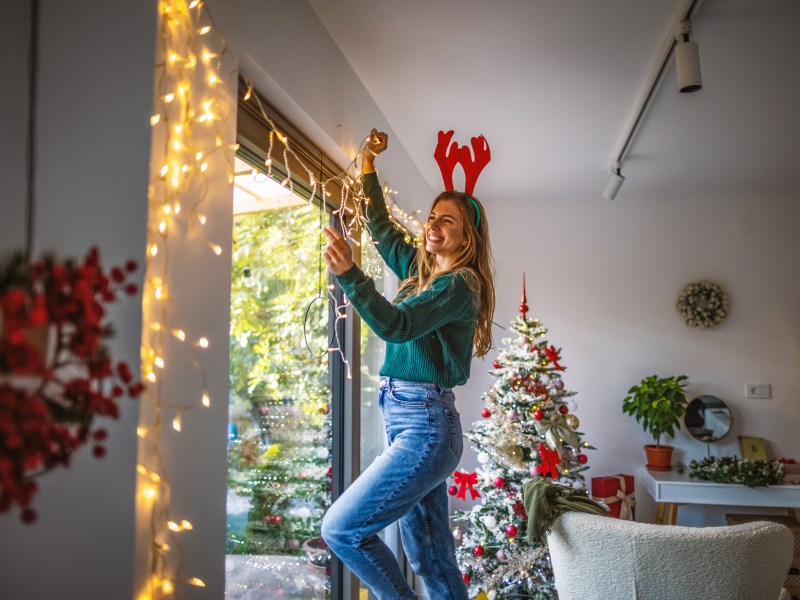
[397,191,495,356]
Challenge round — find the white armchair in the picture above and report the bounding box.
[546,512,794,600]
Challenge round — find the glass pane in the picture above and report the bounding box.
[358,228,399,599]
[226,156,332,600]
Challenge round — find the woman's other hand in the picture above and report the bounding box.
[322,226,354,275]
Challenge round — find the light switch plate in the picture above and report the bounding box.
[746,383,771,399]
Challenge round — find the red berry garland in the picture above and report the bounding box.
[0,248,142,522]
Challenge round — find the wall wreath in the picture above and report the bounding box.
[676,280,729,328]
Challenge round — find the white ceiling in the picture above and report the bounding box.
[308,0,800,201]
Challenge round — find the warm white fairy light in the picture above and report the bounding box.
[138,0,234,598]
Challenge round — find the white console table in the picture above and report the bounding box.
[641,467,800,525]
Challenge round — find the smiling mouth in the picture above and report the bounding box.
[427,234,443,242]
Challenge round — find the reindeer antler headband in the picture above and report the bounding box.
[433,130,491,229]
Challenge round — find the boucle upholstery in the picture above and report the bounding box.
[547,512,793,600]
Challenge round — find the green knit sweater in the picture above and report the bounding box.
[335,172,478,388]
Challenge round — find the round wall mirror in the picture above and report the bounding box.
[684,395,733,442]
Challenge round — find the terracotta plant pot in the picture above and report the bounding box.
[645,445,674,471]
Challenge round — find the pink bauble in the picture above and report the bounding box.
[507,409,519,421]
[448,485,458,496]
[496,549,507,561]
[553,379,564,391]
[529,465,538,477]
[288,538,300,550]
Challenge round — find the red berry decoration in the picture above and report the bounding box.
[559,405,569,415]
[473,545,485,557]
[463,574,471,585]
[533,409,544,420]
[448,485,458,496]
[494,476,505,488]
[578,453,588,464]
[481,407,491,418]
[493,360,501,369]
[505,525,518,537]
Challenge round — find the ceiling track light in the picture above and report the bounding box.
[675,20,703,93]
[603,162,625,201]
[601,0,705,200]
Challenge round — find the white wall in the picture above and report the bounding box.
[0,1,156,599]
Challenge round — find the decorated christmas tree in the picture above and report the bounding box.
[450,275,594,600]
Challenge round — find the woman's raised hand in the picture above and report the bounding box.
[322,226,354,275]
[363,128,388,172]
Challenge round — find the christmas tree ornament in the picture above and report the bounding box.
[463,573,471,585]
[493,359,501,369]
[578,453,588,464]
[473,544,485,557]
[496,548,507,561]
[494,476,505,488]
[505,525,518,538]
[553,378,565,391]
[517,335,530,347]
[519,273,529,318]
[558,405,569,415]
[536,444,561,480]
[507,409,519,421]
[566,414,580,430]
[453,470,481,500]
[533,409,544,420]
[477,452,490,464]
[287,538,300,550]
[482,515,497,529]
[481,407,491,418]
[452,527,463,541]
[448,485,458,496]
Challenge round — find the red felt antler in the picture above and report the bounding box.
[434,130,491,196]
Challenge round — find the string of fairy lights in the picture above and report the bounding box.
[140,0,422,597]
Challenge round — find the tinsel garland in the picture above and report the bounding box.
[688,456,785,488]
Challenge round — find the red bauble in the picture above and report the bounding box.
[578,453,588,464]
[271,515,283,525]
[320,405,331,414]
[481,407,491,418]
[558,405,569,415]
[448,485,458,496]
[463,574,471,585]
[473,545,485,557]
[533,409,544,420]
[494,476,505,488]
[505,525,518,537]
[493,360,501,369]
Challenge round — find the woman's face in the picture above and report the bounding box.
[425,198,465,266]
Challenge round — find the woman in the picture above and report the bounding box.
[321,129,495,600]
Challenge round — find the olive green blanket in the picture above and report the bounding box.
[521,478,609,543]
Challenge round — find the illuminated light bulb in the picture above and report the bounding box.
[233,143,240,151]
[198,214,207,225]
[215,137,222,147]
[161,581,174,594]
[197,337,209,348]
[200,162,208,172]
[175,329,186,341]
[264,158,272,166]
[195,151,203,161]
[188,578,206,587]
[168,52,178,63]
[167,521,181,532]
[211,244,222,256]
[202,393,210,407]
[175,124,183,133]
[143,487,157,500]
[160,164,169,177]
[189,0,199,7]
[137,464,148,475]
[243,88,252,101]
[173,202,181,214]
[180,520,193,530]
[138,594,152,600]
[280,178,289,187]
[164,93,175,103]
[163,204,171,215]
[149,472,161,483]
[154,356,165,369]
[158,221,167,234]
[154,286,164,300]
[309,174,315,186]
[171,176,179,188]
[181,164,188,173]
[208,74,218,85]
[146,371,157,383]
[187,55,197,68]
[172,139,180,151]
[172,415,181,432]
[328,284,335,290]
[149,244,158,257]
[159,542,171,552]
[150,114,160,126]
[199,25,211,35]
[137,427,147,438]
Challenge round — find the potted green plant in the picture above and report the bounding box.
[622,374,689,470]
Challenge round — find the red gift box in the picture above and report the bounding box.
[591,474,636,520]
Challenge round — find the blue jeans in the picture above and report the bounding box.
[321,377,468,600]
